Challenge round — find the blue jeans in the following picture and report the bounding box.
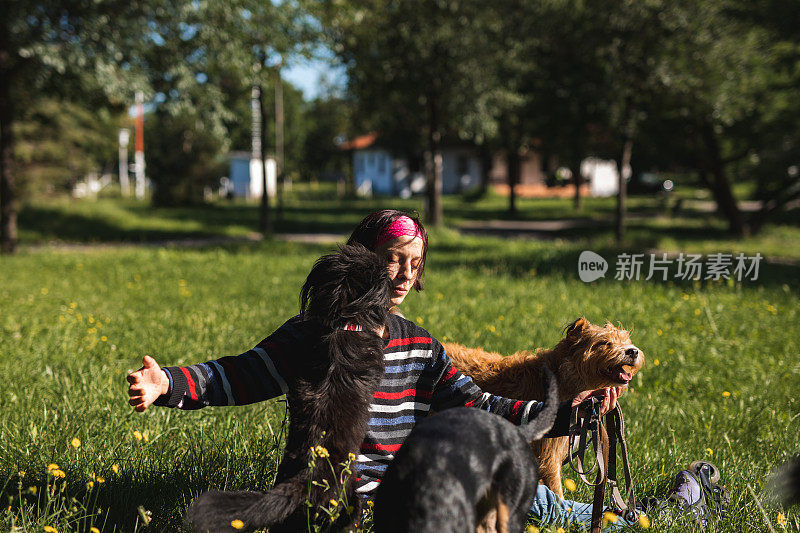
[528,484,639,530]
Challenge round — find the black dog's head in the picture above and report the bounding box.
[300,243,392,334]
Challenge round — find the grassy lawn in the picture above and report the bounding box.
[1,227,798,531]
[17,185,800,261]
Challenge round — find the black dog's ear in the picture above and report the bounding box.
[565,317,589,336]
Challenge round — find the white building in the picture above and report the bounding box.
[228,151,277,199]
[344,133,481,197]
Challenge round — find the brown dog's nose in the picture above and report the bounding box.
[625,347,639,358]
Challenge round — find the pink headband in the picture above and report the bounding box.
[375,216,421,248]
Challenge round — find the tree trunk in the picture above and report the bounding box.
[0,65,17,254]
[700,120,745,237]
[508,148,520,214]
[573,165,583,211]
[478,143,492,196]
[615,132,633,244]
[424,96,442,226]
[749,181,800,235]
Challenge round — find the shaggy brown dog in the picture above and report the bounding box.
[444,317,644,498]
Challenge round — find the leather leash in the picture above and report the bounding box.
[566,399,637,532]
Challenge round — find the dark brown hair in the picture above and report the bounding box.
[347,209,428,291]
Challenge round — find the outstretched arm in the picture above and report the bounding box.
[125,318,300,411]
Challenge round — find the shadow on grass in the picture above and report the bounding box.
[19,205,232,243]
[430,241,800,292]
[95,446,282,531]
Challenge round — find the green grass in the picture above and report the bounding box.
[18,186,800,262]
[3,234,799,532]
[2,211,799,531]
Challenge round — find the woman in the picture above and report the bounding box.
[126,209,630,528]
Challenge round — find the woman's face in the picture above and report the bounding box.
[377,235,424,307]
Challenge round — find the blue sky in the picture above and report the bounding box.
[282,56,347,101]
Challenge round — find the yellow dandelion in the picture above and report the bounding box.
[639,514,651,528]
[47,463,59,472]
[96,476,105,484]
[348,453,356,462]
[18,470,25,477]
[525,526,539,533]
[69,302,77,309]
[41,288,49,295]
[416,316,424,325]
[54,469,66,478]
[722,391,731,398]
[366,500,374,508]
[142,433,149,442]
[557,528,565,533]
[705,448,713,456]
[87,481,94,489]
[101,336,107,342]
[112,464,119,474]
[59,316,66,322]
[315,445,329,458]
[668,348,674,354]
[29,486,37,495]
[777,513,786,526]
[71,437,81,449]
[564,478,577,492]
[230,519,245,530]
[488,325,496,333]
[90,528,100,533]
[330,499,339,507]
[657,329,663,336]
[133,430,143,441]
[694,308,701,316]
[603,511,618,523]
[44,526,58,533]
[653,359,660,366]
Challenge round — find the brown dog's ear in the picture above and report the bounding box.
[565,317,589,336]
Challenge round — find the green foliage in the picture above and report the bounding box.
[13,99,123,197]
[145,111,228,207]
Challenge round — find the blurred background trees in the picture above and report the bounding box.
[2,0,798,252]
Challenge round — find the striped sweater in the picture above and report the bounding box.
[154,313,566,495]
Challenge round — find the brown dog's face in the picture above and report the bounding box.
[556,317,644,390]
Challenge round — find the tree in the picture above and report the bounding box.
[13,98,123,196]
[1,0,150,253]
[320,0,505,225]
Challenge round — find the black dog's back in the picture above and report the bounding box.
[374,368,559,533]
[187,244,391,533]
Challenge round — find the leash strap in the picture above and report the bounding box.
[568,401,638,528]
[606,407,637,520]
[567,397,606,487]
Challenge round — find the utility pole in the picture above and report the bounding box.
[253,84,271,235]
[275,66,284,221]
[118,129,130,196]
[134,91,146,200]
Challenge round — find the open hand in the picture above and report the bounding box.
[126,356,169,412]
[571,386,623,417]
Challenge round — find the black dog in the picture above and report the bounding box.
[187,243,391,532]
[373,369,559,533]
[770,455,800,507]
